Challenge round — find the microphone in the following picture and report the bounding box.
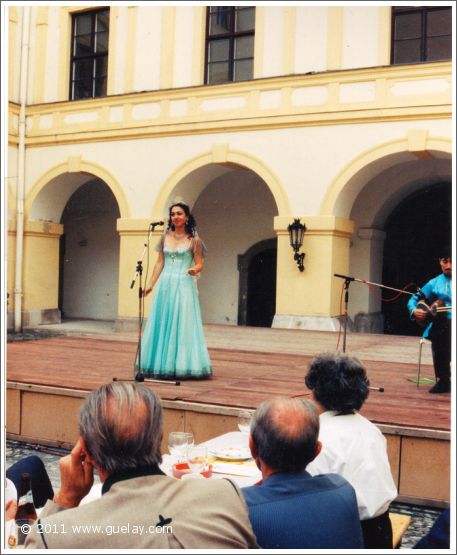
[334,273,355,282]
[150,221,164,228]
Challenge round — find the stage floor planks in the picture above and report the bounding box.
[6,329,450,432]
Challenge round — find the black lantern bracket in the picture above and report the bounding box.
[288,218,306,272]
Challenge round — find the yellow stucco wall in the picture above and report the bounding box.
[22,221,63,310]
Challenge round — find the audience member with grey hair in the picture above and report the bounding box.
[305,352,398,549]
[25,382,258,549]
[242,397,363,549]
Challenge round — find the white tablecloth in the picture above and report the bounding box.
[81,431,260,504]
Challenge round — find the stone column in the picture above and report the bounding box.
[351,227,386,333]
[21,220,64,327]
[272,215,354,331]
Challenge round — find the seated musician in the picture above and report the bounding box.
[407,246,452,393]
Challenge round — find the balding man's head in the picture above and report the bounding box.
[79,382,163,475]
[250,398,320,472]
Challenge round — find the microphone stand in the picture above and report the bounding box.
[333,273,422,393]
[334,273,420,354]
[113,222,180,386]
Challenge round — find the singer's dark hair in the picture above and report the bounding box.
[305,352,369,415]
[166,203,196,237]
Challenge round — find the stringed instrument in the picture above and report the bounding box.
[414,299,452,327]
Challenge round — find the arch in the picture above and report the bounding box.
[320,136,452,217]
[152,148,290,216]
[25,159,130,221]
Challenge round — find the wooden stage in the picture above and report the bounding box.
[6,324,452,506]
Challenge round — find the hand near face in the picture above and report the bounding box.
[53,438,94,508]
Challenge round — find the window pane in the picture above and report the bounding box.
[235,7,255,32]
[427,36,452,61]
[94,76,107,97]
[74,34,92,57]
[208,62,229,84]
[394,12,421,40]
[95,56,108,78]
[427,9,452,37]
[393,39,421,64]
[72,79,92,99]
[95,10,109,33]
[95,31,108,53]
[74,13,92,36]
[208,39,230,62]
[209,7,232,35]
[234,58,253,81]
[73,58,94,81]
[235,36,254,59]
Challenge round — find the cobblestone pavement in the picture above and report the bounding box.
[5,440,445,549]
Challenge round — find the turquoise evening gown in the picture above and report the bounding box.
[139,236,212,379]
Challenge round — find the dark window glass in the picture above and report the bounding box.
[70,8,109,100]
[205,6,255,84]
[391,7,451,64]
[394,13,421,40]
[208,39,230,63]
[209,7,232,34]
[235,7,255,32]
[427,9,452,37]
[208,62,230,84]
[427,36,452,61]
[74,13,91,36]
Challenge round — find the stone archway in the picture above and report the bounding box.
[154,153,281,326]
[59,179,121,320]
[320,136,451,333]
[22,162,126,325]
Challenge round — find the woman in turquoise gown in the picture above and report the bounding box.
[139,203,212,380]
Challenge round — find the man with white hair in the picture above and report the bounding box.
[25,382,258,549]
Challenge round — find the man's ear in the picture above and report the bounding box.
[309,440,322,463]
[79,436,96,466]
[249,435,258,459]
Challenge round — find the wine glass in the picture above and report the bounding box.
[237,410,253,434]
[168,432,194,462]
[186,445,208,475]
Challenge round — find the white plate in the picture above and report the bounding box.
[209,446,252,461]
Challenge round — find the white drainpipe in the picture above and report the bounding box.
[14,6,31,332]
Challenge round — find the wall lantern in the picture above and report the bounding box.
[288,218,306,272]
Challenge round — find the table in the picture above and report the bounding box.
[166,431,261,488]
[80,431,260,505]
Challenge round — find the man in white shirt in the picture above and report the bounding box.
[305,352,397,549]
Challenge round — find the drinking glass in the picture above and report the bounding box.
[237,410,253,434]
[168,432,194,462]
[186,445,208,475]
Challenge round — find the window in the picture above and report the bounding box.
[391,6,451,64]
[205,6,255,85]
[70,9,109,100]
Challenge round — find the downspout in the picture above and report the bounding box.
[14,6,30,332]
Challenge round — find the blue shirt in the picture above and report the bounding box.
[407,273,452,338]
[242,471,364,549]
